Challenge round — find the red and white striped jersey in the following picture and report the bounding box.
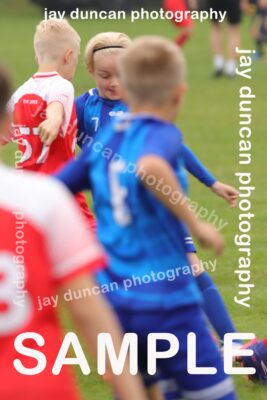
[0,164,105,400]
[8,72,96,229]
[8,72,77,173]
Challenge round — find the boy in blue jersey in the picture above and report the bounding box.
[57,36,237,400]
[75,31,240,352]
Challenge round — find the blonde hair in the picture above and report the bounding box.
[34,19,80,61]
[118,36,186,106]
[84,32,132,73]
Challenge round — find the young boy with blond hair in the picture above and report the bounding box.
[57,36,237,400]
[8,18,95,227]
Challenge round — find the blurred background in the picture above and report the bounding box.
[31,0,163,12]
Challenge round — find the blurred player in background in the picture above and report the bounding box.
[7,18,95,228]
[208,0,243,77]
[249,0,267,58]
[0,65,147,400]
[57,35,237,400]
[76,31,241,357]
[163,0,198,46]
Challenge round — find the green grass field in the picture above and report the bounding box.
[0,1,266,399]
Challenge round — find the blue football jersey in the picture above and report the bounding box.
[76,89,216,187]
[76,88,128,149]
[87,114,202,311]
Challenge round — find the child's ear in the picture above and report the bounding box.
[173,83,187,105]
[64,49,73,65]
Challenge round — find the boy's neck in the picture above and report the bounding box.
[130,104,175,123]
[37,63,61,75]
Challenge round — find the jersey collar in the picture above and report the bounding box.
[32,71,59,79]
[95,88,123,106]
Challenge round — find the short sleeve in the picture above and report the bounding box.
[140,122,183,167]
[47,79,74,109]
[45,181,106,283]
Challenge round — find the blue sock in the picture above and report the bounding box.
[196,272,241,344]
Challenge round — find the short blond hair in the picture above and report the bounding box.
[84,32,132,73]
[34,19,80,61]
[118,36,186,106]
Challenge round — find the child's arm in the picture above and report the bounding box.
[55,147,91,193]
[137,155,224,256]
[183,145,239,207]
[0,112,13,145]
[182,144,216,186]
[0,130,13,145]
[62,274,147,400]
[39,102,64,146]
[1,96,16,145]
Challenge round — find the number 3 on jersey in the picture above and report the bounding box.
[0,253,33,336]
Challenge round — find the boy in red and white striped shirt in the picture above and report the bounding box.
[8,19,95,228]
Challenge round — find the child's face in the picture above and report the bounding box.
[93,52,123,100]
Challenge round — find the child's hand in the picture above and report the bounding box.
[211,181,239,208]
[39,101,64,146]
[193,221,224,257]
[39,117,62,146]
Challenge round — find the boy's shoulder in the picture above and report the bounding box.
[21,72,73,90]
[75,88,98,109]
[126,114,182,137]
[118,115,183,162]
[9,76,33,105]
[144,118,183,146]
[36,73,74,96]
[10,73,74,108]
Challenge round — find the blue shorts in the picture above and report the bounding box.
[116,305,236,400]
